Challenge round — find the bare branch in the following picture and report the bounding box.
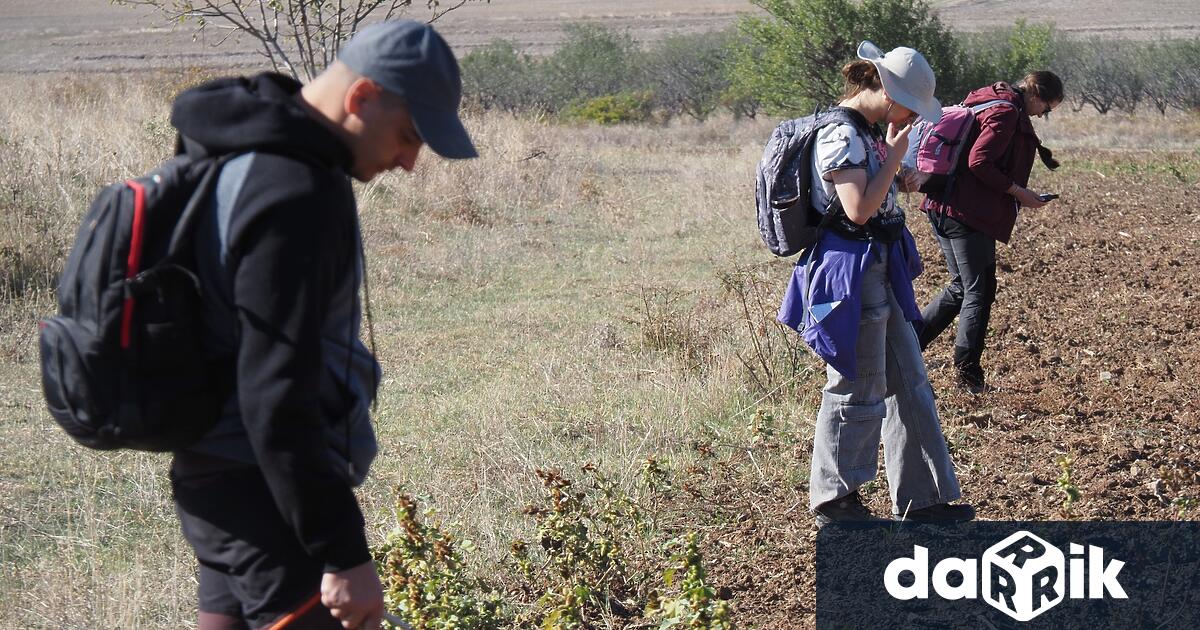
[428,0,469,24]
[382,0,413,22]
[113,0,482,81]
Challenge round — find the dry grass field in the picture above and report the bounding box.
[1,67,1199,627]
[2,0,1199,73]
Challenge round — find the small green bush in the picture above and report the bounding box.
[648,532,735,629]
[544,24,644,110]
[459,40,545,113]
[643,30,740,121]
[957,19,1055,99]
[562,91,655,125]
[375,494,510,629]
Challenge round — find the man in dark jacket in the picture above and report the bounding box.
[168,21,476,630]
[918,73,1062,393]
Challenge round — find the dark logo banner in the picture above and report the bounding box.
[816,522,1200,629]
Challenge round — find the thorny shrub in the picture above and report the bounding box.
[623,263,821,393]
[621,285,718,371]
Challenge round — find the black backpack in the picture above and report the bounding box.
[39,154,233,451]
[755,107,863,257]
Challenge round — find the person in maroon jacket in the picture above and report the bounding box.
[917,72,1064,393]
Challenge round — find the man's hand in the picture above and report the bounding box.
[1010,185,1048,208]
[321,561,384,630]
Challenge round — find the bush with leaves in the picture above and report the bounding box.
[643,30,740,121]
[647,533,735,630]
[731,0,965,116]
[511,466,655,626]
[957,19,1055,97]
[562,91,655,125]
[543,24,645,111]
[460,39,546,114]
[375,494,510,629]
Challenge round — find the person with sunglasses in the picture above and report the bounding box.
[917,71,1065,393]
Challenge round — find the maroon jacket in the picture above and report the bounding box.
[922,82,1040,243]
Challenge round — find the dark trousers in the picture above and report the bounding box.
[172,459,343,630]
[917,224,997,372]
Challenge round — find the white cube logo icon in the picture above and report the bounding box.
[982,531,1065,621]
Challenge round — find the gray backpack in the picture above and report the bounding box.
[755,107,861,257]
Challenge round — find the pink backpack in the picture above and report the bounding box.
[903,99,1012,197]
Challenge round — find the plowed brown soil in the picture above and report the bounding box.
[669,151,1200,628]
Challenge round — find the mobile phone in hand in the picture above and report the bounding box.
[1038,193,1059,202]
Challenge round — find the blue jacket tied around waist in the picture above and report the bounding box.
[778,229,925,380]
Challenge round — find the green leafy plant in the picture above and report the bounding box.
[509,462,693,627]
[642,30,739,121]
[375,494,509,629]
[648,532,735,629]
[1056,454,1081,516]
[731,0,964,115]
[562,91,655,125]
[518,466,647,625]
[460,39,546,113]
[545,24,644,109]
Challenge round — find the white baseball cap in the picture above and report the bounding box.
[857,41,942,122]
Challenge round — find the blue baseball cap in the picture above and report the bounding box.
[339,21,477,159]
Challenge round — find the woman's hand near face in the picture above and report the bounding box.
[885,122,913,157]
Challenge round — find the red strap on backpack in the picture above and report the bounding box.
[120,180,147,349]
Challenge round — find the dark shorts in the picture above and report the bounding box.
[171,458,342,629]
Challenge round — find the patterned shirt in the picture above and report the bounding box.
[809,120,905,240]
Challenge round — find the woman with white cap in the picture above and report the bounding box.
[779,41,973,525]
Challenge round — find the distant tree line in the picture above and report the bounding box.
[459,0,1200,123]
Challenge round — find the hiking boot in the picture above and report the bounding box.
[814,491,889,527]
[956,367,992,394]
[953,346,991,394]
[895,502,976,523]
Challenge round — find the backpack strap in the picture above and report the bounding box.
[213,154,256,265]
[969,98,1015,114]
[813,107,876,215]
[124,155,238,304]
[165,154,238,257]
[812,107,881,237]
